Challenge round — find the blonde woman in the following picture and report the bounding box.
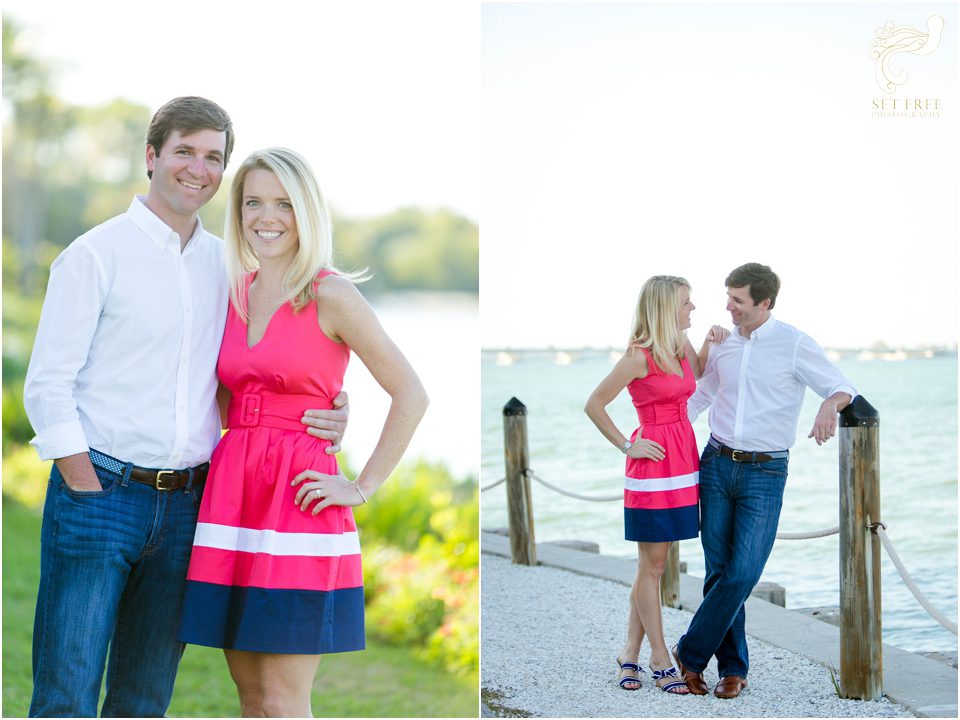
[178,148,428,716]
[585,276,724,694]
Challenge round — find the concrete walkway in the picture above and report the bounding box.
[481,531,957,718]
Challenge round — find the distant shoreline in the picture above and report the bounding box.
[482,346,958,365]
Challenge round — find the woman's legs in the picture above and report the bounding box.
[621,563,646,661]
[225,649,322,718]
[633,541,670,667]
[617,545,648,689]
[635,541,688,693]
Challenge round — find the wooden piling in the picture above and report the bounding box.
[503,397,536,565]
[661,542,681,608]
[838,396,882,700]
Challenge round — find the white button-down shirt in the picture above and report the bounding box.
[24,197,229,468]
[688,316,858,452]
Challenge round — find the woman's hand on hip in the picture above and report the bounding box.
[292,469,364,514]
[626,439,666,461]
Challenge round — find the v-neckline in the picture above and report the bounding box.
[672,357,688,379]
[245,302,286,350]
[653,354,686,379]
[244,274,288,350]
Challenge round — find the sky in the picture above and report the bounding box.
[2,0,480,221]
[482,1,958,350]
[4,0,957,352]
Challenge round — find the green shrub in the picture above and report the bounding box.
[356,462,479,676]
[2,444,50,508]
[353,459,473,552]
[422,566,479,676]
[2,363,34,452]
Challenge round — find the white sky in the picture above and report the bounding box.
[2,0,480,221]
[482,1,959,349]
[5,1,958,350]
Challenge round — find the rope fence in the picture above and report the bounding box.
[484,471,841,538]
[527,470,620,502]
[873,524,958,635]
[480,477,506,492]
[483,464,956,636]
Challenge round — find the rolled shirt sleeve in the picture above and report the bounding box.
[794,334,858,401]
[23,242,107,460]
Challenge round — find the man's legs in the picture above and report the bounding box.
[101,483,202,717]
[676,444,735,673]
[30,465,141,717]
[677,450,788,677]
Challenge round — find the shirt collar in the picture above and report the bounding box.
[735,314,777,341]
[127,196,205,251]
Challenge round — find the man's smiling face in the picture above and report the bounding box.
[145,128,226,223]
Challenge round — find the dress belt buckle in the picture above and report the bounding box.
[155,470,179,490]
[731,449,748,462]
[241,393,261,427]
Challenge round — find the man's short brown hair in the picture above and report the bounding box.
[145,96,234,179]
[725,263,781,309]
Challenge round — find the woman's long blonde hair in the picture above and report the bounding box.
[224,147,366,321]
[628,275,690,371]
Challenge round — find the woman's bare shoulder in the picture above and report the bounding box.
[620,344,649,377]
[314,272,361,305]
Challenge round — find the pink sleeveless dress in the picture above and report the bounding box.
[623,347,700,542]
[178,271,364,654]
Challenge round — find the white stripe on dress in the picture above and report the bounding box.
[193,522,361,557]
[625,471,699,493]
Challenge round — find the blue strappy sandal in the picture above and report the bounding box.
[616,657,644,690]
[652,665,689,694]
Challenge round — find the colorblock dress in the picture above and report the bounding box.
[623,347,700,542]
[178,271,364,655]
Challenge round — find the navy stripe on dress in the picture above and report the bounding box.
[179,582,365,655]
[625,505,700,543]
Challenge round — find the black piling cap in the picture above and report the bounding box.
[503,397,527,416]
[839,395,879,428]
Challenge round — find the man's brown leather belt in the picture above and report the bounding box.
[129,464,209,490]
[89,448,208,490]
[708,436,789,463]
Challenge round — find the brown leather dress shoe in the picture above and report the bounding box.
[714,676,748,699]
[670,645,708,695]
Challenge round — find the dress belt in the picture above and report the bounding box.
[638,401,687,426]
[226,390,334,432]
[707,436,789,463]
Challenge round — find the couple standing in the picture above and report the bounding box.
[23,96,428,717]
[586,264,857,698]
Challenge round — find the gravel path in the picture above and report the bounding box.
[481,554,913,718]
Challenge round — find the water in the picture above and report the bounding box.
[481,351,958,653]
[338,292,479,480]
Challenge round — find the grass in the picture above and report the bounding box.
[2,495,478,718]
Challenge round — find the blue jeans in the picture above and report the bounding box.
[30,456,202,717]
[676,443,788,678]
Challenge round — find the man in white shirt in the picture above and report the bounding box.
[672,263,856,699]
[23,97,347,718]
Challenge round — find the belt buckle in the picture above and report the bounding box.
[731,449,747,462]
[155,470,179,490]
[241,393,261,427]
